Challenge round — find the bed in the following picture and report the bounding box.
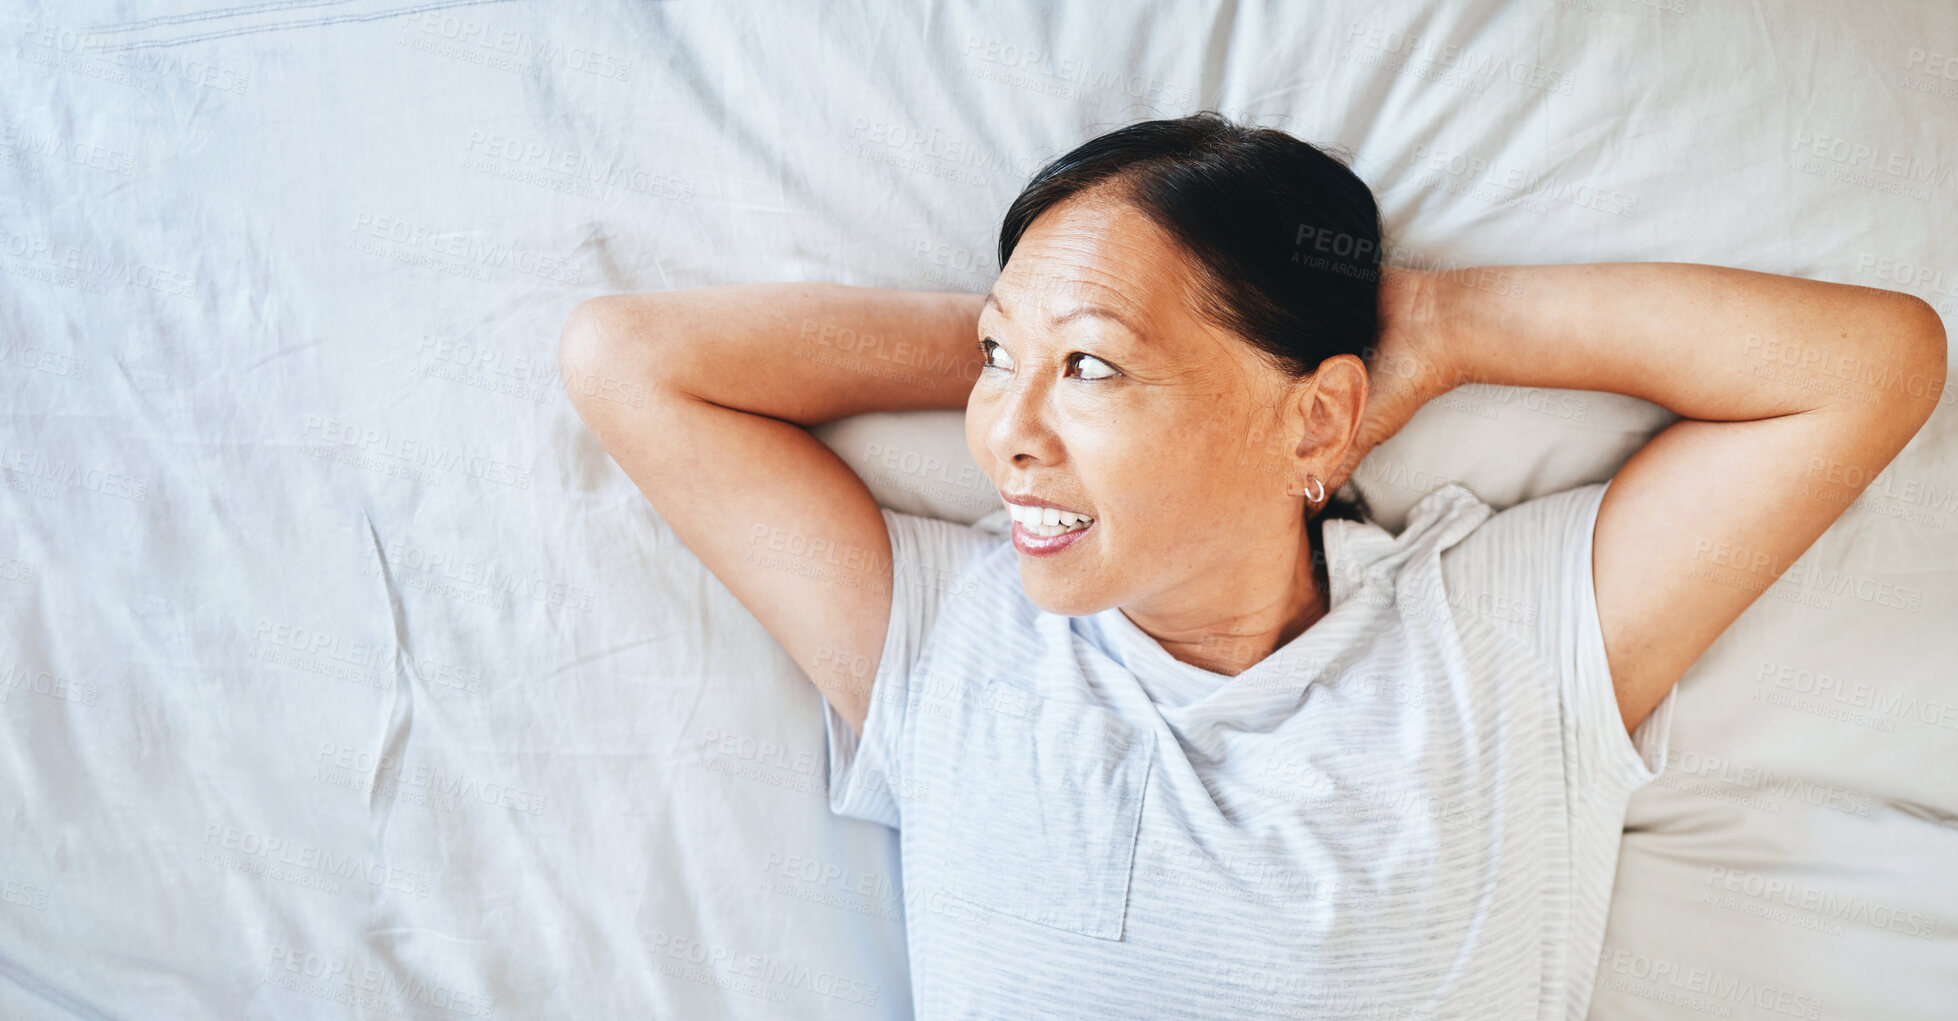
[2,0,1954,1017]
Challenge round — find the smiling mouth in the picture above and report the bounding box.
[1012,517,1093,555]
[1003,502,1095,538]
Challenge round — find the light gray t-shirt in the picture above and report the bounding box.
[823,480,1676,1021]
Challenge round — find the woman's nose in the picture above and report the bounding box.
[985,374,1063,468]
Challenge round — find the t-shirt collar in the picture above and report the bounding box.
[1089,516,1378,709]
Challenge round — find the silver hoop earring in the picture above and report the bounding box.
[1304,475,1325,504]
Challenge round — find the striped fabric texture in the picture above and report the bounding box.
[823,480,1677,1020]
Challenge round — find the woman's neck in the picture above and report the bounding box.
[1126,516,1332,677]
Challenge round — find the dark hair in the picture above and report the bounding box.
[997,111,1380,524]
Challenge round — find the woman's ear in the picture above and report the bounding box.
[1292,354,1369,494]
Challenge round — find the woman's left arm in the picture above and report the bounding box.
[1429,262,1947,736]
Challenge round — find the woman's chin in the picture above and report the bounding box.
[1019,579,1103,619]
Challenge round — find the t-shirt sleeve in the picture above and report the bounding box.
[822,507,1000,829]
[1439,479,1677,798]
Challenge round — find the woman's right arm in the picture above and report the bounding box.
[557,284,986,736]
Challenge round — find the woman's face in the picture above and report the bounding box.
[968,188,1342,619]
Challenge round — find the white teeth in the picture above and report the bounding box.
[1005,501,1094,536]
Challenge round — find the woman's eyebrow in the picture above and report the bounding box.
[983,290,1142,336]
[1051,306,1141,336]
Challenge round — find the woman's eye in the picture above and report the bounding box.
[978,337,1013,371]
[977,339,1119,381]
[1071,353,1120,381]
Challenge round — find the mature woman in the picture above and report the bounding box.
[558,113,1944,1019]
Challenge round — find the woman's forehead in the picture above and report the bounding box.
[996,202,1207,330]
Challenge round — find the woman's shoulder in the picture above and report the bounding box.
[1328,482,1494,595]
[877,505,1032,648]
[880,505,1011,594]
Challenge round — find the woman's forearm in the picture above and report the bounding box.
[1429,262,1948,421]
[574,283,985,426]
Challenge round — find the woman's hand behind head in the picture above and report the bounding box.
[1325,267,1455,497]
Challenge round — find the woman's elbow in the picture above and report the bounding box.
[1895,295,1948,425]
[558,295,672,408]
[557,296,620,389]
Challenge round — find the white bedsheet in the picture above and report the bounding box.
[2,1,1954,1018]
